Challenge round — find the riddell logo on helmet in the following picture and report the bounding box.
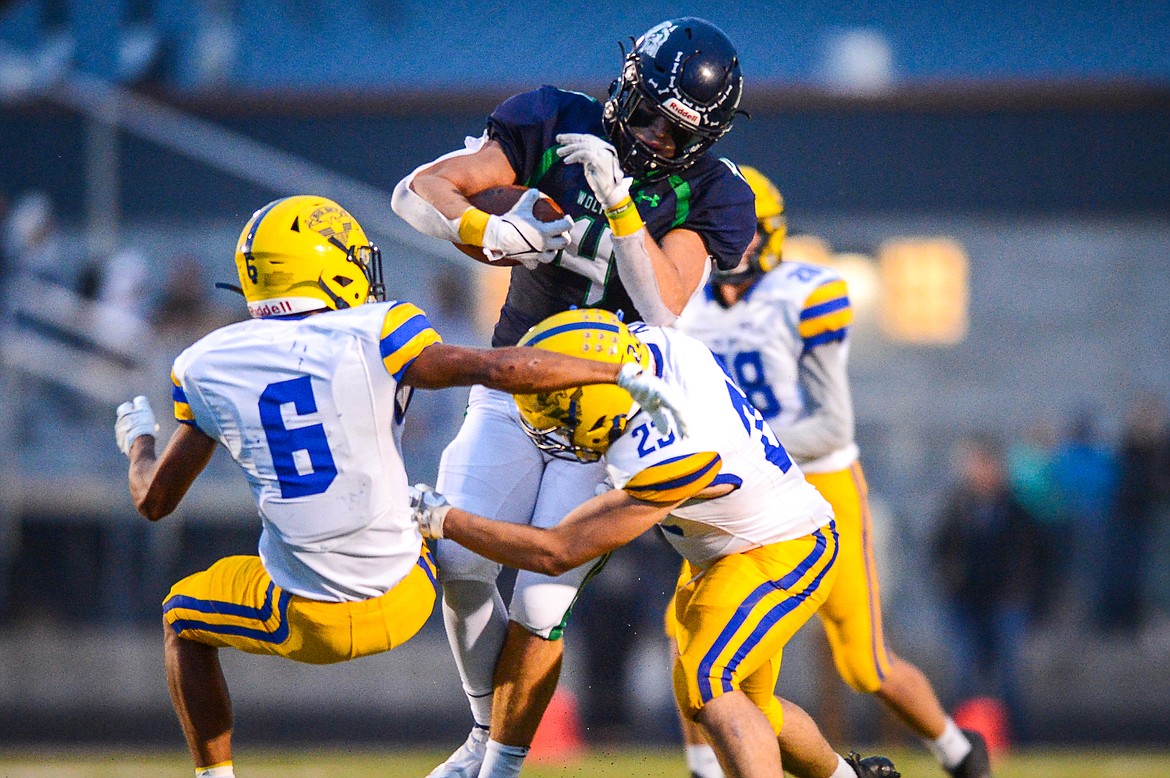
[662,98,701,126]
[249,300,294,317]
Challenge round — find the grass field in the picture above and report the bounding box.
[3,747,1170,777]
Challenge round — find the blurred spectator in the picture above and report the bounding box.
[1050,407,1119,628]
[933,434,1038,736]
[147,252,239,436]
[2,190,62,286]
[1100,392,1170,635]
[92,246,153,345]
[1005,418,1068,624]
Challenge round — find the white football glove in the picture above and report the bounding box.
[481,188,573,269]
[115,395,159,457]
[409,483,452,540]
[617,363,688,438]
[555,133,632,210]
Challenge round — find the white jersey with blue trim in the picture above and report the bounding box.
[605,324,833,569]
[677,260,859,472]
[170,301,441,602]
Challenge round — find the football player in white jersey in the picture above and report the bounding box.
[675,167,992,778]
[409,309,900,778]
[113,196,684,778]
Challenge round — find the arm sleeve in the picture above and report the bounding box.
[611,230,681,326]
[390,133,488,242]
[772,339,855,461]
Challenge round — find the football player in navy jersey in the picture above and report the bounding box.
[392,17,756,778]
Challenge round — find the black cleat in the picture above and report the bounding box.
[845,751,901,777]
[948,729,993,778]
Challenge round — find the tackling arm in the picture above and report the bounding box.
[442,488,677,576]
[772,339,855,461]
[402,343,621,392]
[128,424,217,521]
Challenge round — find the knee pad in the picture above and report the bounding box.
[508,574,594,640]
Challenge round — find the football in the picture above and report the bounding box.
[454,184,566,266]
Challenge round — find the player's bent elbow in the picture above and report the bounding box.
[531,546,581,577]
[135,492,175,522]
[389,176,416,220]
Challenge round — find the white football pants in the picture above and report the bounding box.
[434,386,608,710]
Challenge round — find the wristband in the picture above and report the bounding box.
[604,196,645,238]
[457,207,492,246]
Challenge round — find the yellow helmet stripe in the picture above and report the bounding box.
[623,452,722,504]
[380,303,443,381]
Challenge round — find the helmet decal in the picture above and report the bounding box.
[603,17,742,175]
[638,20,676,58]
[234,195,384,319]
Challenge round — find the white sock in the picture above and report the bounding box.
[194,765,234,778]
[685,744,723,778]
[829,754,857,778]
[926,718,972,769]
[441,580,508,726]
[478,739,529,778]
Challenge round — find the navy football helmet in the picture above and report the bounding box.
[603,17,743,176]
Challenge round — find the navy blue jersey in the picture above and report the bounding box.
[486,86,755,346]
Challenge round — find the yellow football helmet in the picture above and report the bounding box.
[514,309,650,462]
[234,195,384,318]
[714,164,787,283]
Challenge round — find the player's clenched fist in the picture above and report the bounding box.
[115,395,159,457]
[555,133,631,210]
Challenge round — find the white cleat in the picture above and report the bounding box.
[427,726,490,778]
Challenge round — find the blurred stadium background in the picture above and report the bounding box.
[1,0,1169,770]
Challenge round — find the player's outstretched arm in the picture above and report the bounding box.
[413,485,675,576]
[403,344,686,435]
[119,410,217,521]
[402,342,620,391]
